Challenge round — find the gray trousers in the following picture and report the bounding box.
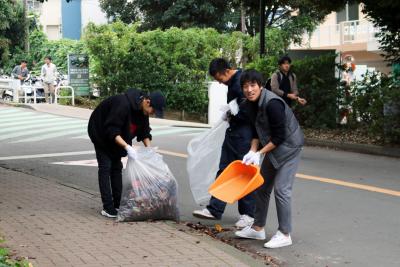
[253,153,301,234]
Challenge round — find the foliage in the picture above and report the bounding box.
[361,0,400,64]
[98,0,345,39]
[349,72,400,144]
[99,0,230,31]
[84,22,253,112]
[291,54,339,129]
[3,30,85,75]
[0,0,25,67]
[0,238,30,267]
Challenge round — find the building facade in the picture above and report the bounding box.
[29,0,107,40]
[291,3,389,76]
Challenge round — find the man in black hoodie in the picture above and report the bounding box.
[88,89,166,218]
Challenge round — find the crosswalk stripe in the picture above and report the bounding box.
[1,117,77,128]
[0,124,86,141]
[0,114,56,124]
[12,128,87,143]
[0,119,82,134]
[0,109,26,115]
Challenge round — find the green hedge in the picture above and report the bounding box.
[349,72,400,144]
[84,22,256,113]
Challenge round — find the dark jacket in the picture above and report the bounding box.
[226,69,253,130]
[88,89,152,159]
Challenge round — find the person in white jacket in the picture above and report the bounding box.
[41,56,57,103]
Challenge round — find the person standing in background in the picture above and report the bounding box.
[41,56,57,103]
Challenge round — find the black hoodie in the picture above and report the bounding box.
[88,89,152,159]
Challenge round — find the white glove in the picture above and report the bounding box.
[125,145,138,160]
[242,151,261,166]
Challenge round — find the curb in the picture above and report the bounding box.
[0,101,35,110]
[305,138,400,158]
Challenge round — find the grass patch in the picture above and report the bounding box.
[0,237,32,267]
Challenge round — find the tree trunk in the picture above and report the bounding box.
[240,2,246,33]
[23,0,29,52]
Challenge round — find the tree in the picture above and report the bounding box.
[99,0,230,31]
[0,0,25,67]
[234,0,347,36]
[360,1,400,64]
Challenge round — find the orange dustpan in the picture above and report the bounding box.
[208,160,264,204]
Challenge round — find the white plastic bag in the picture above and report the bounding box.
[187,119,229,205]
[117,147,179,222]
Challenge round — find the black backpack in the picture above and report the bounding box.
[265,71,294,91]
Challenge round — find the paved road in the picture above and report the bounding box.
[0,105,399,267]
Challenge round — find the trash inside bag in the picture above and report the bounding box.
[117,147,179,222]
[187,119,229,205]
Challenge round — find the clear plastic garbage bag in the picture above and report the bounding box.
[187,119,229,205]
[117,147,179,222]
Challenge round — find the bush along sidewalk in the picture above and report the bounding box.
[0,236,32,267]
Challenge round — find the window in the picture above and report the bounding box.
[337,3,359,23]
[27,0,42,13]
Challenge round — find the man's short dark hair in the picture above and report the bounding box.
[240,69,264,89]
[209,58,231,76]
[21,60,28,64]
[45,56,52,61]
[278,55,292,65]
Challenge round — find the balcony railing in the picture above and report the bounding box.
[292,20,380,49]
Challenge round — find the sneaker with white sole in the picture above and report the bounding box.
[101,209,117,218]
[235,226,266,240]
[192,208,216,219]
[264,230,292,248]
[235,215,254,229]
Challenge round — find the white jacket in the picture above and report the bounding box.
[41,63,57,84]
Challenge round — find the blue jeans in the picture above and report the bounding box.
[207,127,256,219]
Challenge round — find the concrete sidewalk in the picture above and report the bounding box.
[0,167,260,267]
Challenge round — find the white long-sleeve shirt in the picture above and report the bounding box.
[41,63,57,84]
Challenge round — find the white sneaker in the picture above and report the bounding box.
[235,215,254,229]
[235,226,266,240]
[264,230,292,248]
[192,208,216,219]
[100,209,117,218]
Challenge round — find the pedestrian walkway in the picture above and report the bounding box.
[0,167,255,267]
[0,108,206,143]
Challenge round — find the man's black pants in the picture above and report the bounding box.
[95,147,123,212]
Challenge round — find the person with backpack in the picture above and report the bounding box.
[266,56,307,107]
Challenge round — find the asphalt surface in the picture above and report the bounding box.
[0,105,399,267]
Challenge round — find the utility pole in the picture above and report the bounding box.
[259,0,266,57]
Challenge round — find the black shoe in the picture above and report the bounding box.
[101,208,117,218]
